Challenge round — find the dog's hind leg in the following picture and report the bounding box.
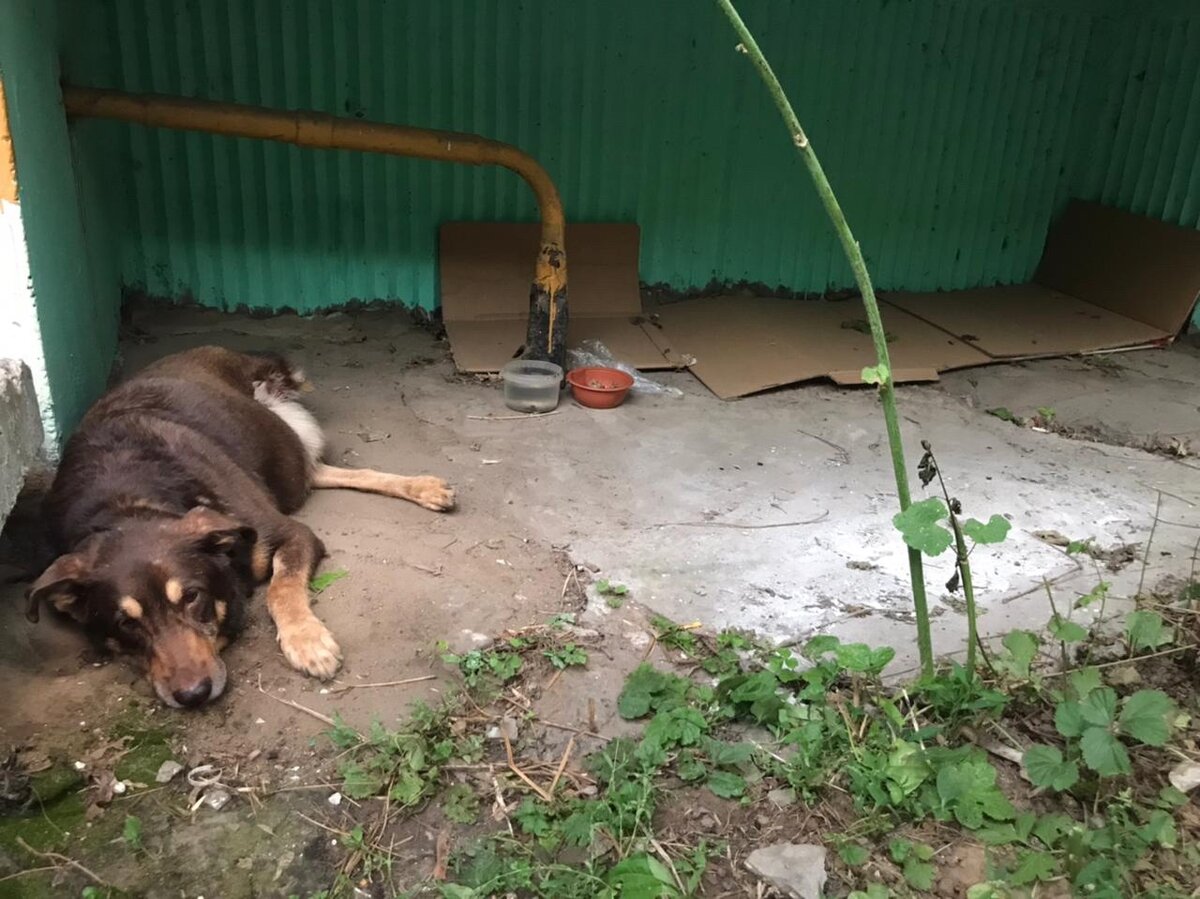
[311,463,455,512]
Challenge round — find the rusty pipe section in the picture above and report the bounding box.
[62,85,569,366]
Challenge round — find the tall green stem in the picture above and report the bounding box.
[715,0,933,675]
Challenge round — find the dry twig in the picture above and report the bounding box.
[467,410,563,421]
[549,736,577,796]
[329,674,437,694]
[501,731,552,801]
[15,838,109,887]
[256,676,341,728]
[648,510,829,530]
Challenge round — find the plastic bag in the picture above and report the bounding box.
[566,339,684,397]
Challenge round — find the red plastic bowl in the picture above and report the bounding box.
[566,366,635,409]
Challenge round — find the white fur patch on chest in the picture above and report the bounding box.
[253,383,325,465]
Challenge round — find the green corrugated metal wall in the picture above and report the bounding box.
[1,0,120,441]
[59,0,1200,327]
[1066,8,1200,229]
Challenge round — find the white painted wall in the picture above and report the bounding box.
[0,197,56,453]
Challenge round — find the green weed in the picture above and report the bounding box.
[121,814,143,852]
[310,568,348,594]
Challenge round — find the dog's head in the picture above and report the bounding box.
[27,507,256,708]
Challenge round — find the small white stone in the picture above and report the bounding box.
[112,781,128,795]
[255,717,266,725]
[155,760,185,783]
[73,761,86,771]
[203,787,231,810]
[328,792,343,806]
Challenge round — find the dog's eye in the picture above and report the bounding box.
[117,615,140,633]
[181,588,202,606]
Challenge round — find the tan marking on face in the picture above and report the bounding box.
[215,600,228,623]
[165,578,184,603]
[148,628,220,687]
[119,596,144,619]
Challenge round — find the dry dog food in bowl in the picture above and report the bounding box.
[565,366,634,409]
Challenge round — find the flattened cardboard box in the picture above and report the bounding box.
[441,203,1200,399]
[439,222,671,372]
[889,201,1200,361]
[647,201,1200,398]
[644,297,991,400]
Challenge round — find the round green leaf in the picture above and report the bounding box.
[1078,687,1118,728]
[1126,611,1173,653]
[1079,727,1131,777]
[839,843,870,867]
[893,497,953,557]
[706,770,746,798]
[1118,689,1174,747]
[962,514,1011,545]
[1048,615,1088,643]
[1054,701,1086,738]
[1024,745,1079,791]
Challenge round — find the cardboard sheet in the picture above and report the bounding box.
[884,202,1200,360]
[884,285,1171,359]
[440,202,1200,398]
[439,222,670,372]
[1035,200,1200,333]
[647,296,992,399]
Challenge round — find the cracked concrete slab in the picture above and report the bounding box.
[97,306,1200,673]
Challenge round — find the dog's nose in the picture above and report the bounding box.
[172,678,213,707]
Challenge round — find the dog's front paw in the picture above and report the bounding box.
[412,476,456,512]
[278,616,342,679]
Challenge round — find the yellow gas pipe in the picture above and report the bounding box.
[62,85,568,365]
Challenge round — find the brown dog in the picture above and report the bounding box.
[26,347,454,708]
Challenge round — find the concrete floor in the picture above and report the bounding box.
[4,304,1194,896]
[113,303,1199,675]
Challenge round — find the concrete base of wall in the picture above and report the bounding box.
[0,358,44,529]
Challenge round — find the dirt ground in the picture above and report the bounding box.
[0,302,1197,896]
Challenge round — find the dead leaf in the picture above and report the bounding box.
[1033,530,1071,547]
[18,750,52,774]
[1106,665,1142,686]
[1168,761,1200,793]
[432,828,451,880]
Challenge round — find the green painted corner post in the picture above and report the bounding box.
[714,0,934,675]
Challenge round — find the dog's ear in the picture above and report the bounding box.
[178,507,257,560]
[27,553,94,623]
